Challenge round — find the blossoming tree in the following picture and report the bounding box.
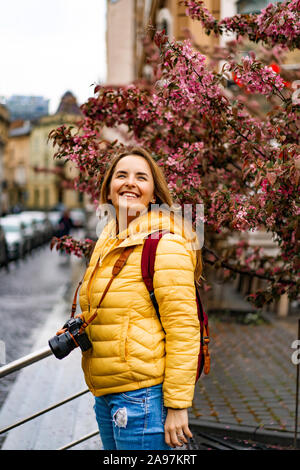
[49,0,300,310]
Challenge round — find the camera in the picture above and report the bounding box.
[48,316,92,359]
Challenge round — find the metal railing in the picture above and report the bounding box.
[0,346,52,379]
[0,347,97,450]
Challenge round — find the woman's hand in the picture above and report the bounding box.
[164,408,193,448]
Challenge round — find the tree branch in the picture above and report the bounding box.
[203,245,296,285]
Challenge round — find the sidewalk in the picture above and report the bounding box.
[0,255,102,451]
[0,262,299,449]
[190,303,299,446]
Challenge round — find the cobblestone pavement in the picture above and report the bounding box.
[191,316,299,434]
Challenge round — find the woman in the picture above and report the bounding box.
[79,147,202,450]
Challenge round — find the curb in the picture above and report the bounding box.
[189,418,299,448]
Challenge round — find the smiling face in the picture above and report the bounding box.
[108,155,156,229]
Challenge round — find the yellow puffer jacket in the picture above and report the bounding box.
[79,210,200,408]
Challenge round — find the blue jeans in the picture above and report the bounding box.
[94,383,172,450]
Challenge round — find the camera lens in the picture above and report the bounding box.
[48,331,76,359]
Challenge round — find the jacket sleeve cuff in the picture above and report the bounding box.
[164,399,192,409]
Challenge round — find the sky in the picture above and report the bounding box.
[0,0,107,114]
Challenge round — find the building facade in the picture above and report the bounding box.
[3,121,32,212]
[27,92,84,211]
[106,0,300,84]
[106,0,222,85]
[0,104,10,215]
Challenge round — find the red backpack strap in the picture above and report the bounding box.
[141,230,170,293]
[141,230,170,321]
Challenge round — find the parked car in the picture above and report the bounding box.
[18,213,42,250]
[0,216,28,260]
[0,225,9,268]
[21,211,53,244]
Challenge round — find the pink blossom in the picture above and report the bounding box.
[183,0,300,49]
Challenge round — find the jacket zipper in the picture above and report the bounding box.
[85,236,148,314]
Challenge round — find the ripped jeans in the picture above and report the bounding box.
[94,383,172,450]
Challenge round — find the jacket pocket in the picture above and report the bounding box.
[120,316,130,362]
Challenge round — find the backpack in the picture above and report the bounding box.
[141,230,210,381]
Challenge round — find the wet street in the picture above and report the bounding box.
[0,243,75,410]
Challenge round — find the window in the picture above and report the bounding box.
[44,188,49,208]
[156,8,173,38]
[78,192,84,204]
[34,188,40,208]
[237,0,277,14]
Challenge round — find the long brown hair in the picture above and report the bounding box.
[99,146,202,283]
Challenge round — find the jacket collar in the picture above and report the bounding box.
[98,208,198,257]
[103,210,176,247]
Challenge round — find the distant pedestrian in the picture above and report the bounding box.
[76,147,202,450]
[58,209,74,237]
